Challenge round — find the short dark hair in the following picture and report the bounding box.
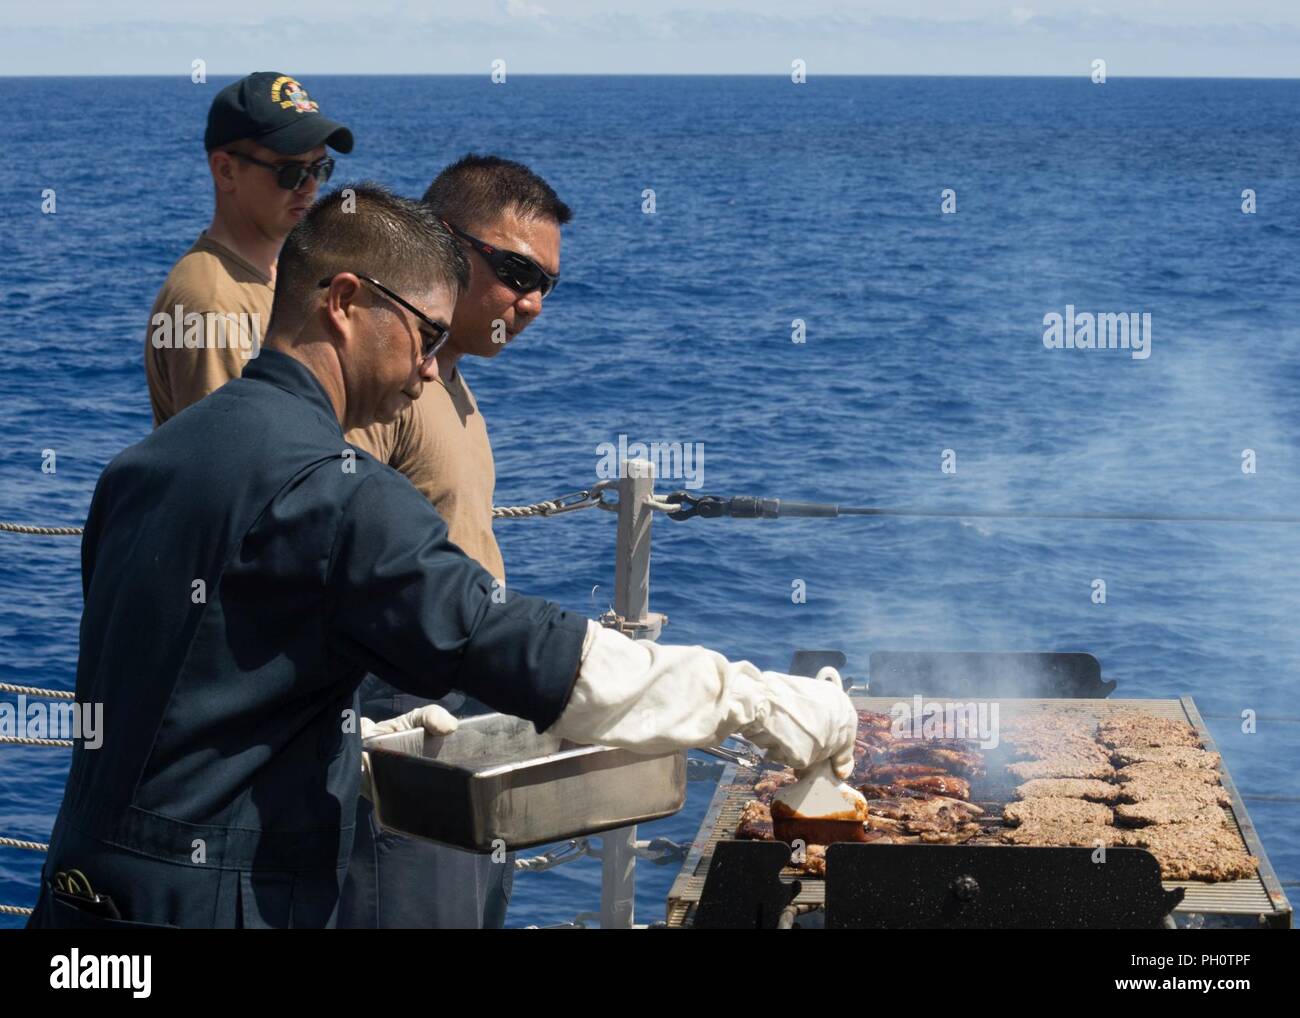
[421,154,572,232]
[268,183,468,336]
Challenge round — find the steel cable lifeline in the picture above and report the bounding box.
[660,491,1300,525]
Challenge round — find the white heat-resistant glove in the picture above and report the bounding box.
[359,704,460,801]
[548,620,857,779]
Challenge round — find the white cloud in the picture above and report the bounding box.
[501,0,550,19]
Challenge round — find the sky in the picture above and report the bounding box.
[1,0,1298,76]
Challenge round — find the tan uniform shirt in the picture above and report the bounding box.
[143,233,505,580]
[144,233,274,427]
[349,370,505,583]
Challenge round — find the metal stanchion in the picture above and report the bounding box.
[598,460,667,929]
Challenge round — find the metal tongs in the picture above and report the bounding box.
[699,736,764,769]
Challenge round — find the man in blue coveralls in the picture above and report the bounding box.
[27,185,856,929]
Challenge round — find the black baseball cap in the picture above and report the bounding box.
[205,71,354,155]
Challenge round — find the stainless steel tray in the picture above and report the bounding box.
[365,712,688,852]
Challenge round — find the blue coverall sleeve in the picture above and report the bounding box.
[327,471,587,730]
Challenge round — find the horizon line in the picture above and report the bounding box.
[2,72,1299,81]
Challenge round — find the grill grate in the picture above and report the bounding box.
[666,697,1292,928]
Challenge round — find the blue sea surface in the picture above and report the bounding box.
[1,75,1298,928]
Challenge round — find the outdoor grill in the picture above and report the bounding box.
[666,670,1292,929]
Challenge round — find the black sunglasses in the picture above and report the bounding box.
[317,273,450,361]
[231,151,335,190]
[442,221,559,298]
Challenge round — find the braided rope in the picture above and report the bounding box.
[0,735,73,748]
[490,500,565,519]
[0,836,48,852]
[0,904,33,917]
[0,522,82,536]
[5,492,609,530]
[0,682,74,700]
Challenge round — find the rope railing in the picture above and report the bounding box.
[0,682,74,701]
[2,483,636,535]
[1,479,691,533]
[0,836,48,852]
[0,522,82,536]
[0,736,73,748]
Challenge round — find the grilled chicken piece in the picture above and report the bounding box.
[917,822,982,844]
[886,744,985,777]
[861,762,949,781]
[857,710,895,731]
[753,768,799,803]
[889,774,972,799]
[864,794,984,823]
[735,800,774,840]
[797,844,827,876]
[855,782,924,800]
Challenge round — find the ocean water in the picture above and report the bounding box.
[1,75,1298,928]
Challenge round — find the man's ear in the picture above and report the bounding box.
[208,150,238,193]
[321,274,365,348]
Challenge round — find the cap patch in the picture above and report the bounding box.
[270,76,319,114]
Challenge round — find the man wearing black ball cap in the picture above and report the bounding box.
[144,71,353,426]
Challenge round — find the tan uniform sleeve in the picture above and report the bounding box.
[145,290,259,424]
[386,396,432,500]
[159,318,249,410]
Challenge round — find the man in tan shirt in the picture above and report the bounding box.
[347,156,567,584]
[145,71,352,426]
[342,155,570,928]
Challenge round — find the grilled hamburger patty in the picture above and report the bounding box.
[1116,780,1230,807]
[1014,778,1122,803]
[1116,762,1221,786]
[1007,756,1117,781]
[1120,822,1259,881]
[1000,821,1129,847]
[1115,799,1232,827]
[1007,732,1110,764]
[1111,746,1222,770]
[1003,797,1114,826]
[1096,713,1202,749]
